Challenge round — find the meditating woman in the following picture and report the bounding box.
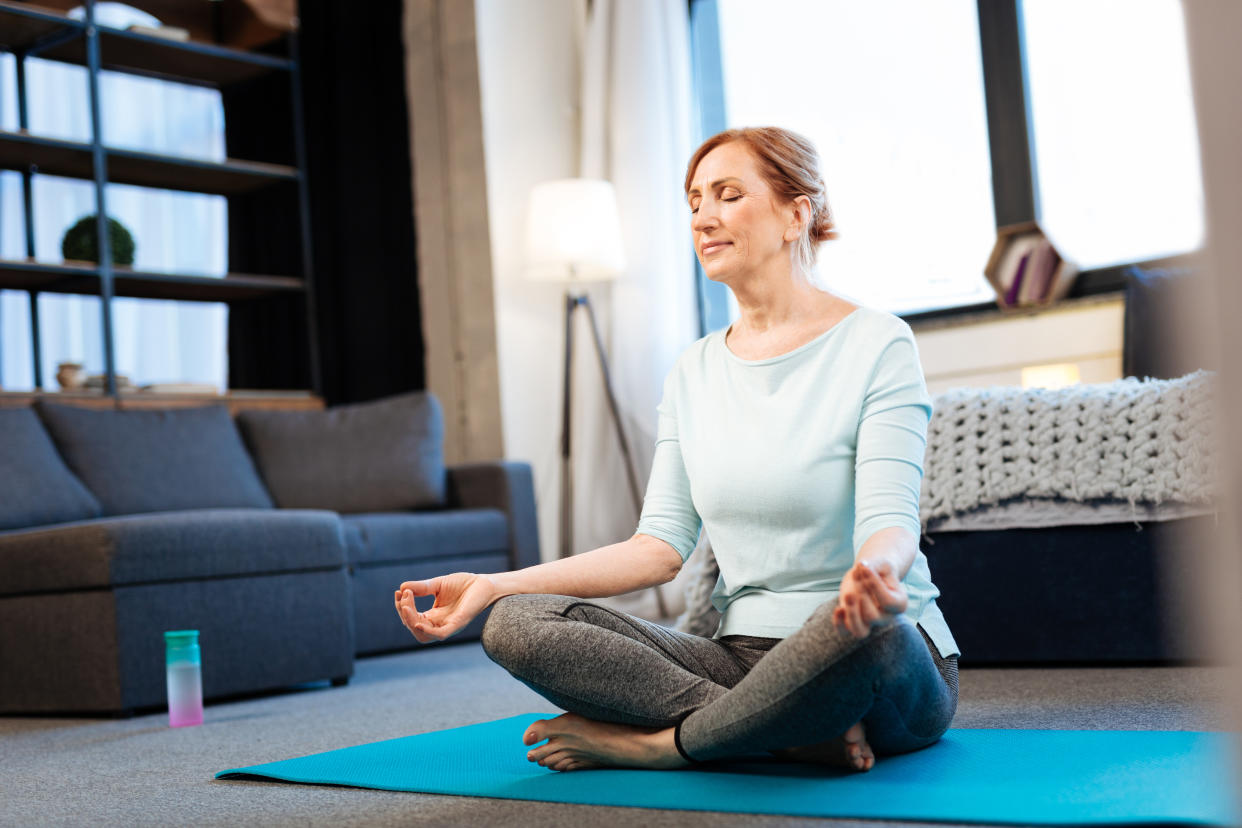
[394,126,960,773]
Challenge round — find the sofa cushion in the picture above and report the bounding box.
[35,403,274,516]
[237,391,446,513]
[0,508,345,596]
[0,408,102,531]
[344,508,509,566]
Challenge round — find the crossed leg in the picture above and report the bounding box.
[480,594,956,772]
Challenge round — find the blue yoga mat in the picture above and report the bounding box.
[217,714,1241,825]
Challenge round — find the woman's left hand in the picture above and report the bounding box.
[833,558,909,639]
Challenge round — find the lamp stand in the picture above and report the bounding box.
[559,287,670,619]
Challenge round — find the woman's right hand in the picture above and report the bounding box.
[394,573,498,643]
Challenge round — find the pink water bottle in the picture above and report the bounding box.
[164,630,203,727]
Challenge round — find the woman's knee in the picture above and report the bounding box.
[479,593,570,666]
[851,617,932,692]
[858,620,956,754]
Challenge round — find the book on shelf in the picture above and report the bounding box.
[984,220,1080,310]
[1018,239,1056,304]
[1004,248,1030,306]
[996,234,1041,298]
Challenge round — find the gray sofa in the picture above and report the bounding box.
[0,392,538,715]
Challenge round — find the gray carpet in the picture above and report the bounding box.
[0,641,1234,828]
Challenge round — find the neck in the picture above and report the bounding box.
[728,257,821,336]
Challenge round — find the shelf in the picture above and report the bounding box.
[0,389,324,413]
[0,129,297,194]
[46,24,293,88]
[24,0,294,53]
[0,1,292,87]
[0,1,317,397]
[0,258,306,302]
[983,220,1079,312]
[107,146,297,194]
[0,0,81,50]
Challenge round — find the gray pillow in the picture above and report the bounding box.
[237,391,446,513]
[0,408,102,530]
[35,403,274,516]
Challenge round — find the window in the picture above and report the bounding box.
[1023,0,1203,269]
[714,0,996,315]
[695,0,1205,319]
[0,3,228,392]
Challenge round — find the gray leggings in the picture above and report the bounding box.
[481,593,959,763]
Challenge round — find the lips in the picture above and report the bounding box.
[701,241,731,256]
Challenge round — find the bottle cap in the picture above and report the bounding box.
[164,630,199,646]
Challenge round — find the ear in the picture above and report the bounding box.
[783,195,813,243]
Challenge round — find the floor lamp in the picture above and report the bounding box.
[526,179,669,617]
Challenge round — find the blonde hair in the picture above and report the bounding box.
[685,126,838,278]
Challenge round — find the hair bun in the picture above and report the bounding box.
[811,207,839,243]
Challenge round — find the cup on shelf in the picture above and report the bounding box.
[55,362,85,390]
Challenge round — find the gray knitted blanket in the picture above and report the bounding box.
[920,370,1217,530]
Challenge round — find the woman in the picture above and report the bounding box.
[394,126,960,774]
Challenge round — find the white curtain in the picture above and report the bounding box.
[571,0,699,617]
[0,3,228,392]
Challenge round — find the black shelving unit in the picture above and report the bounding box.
[0,0,317,396]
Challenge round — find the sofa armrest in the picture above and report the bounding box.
[445,461,540,570]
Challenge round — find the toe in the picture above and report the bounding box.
[527,740,561,762]
[524,721,549,746]
[537,748,570,768]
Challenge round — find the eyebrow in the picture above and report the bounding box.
[687,177,743,198]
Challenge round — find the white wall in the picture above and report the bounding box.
[475,0,582,561]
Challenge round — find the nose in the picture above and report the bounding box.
[691,203,718,234]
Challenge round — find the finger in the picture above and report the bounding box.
[399,579,435,596]
[399,604,436,642]
[858,564,905,613]
[841,594,866,639]
[849,603,868,639]
[857,599,884,630]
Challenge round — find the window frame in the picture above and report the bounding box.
[687,0,1197,330]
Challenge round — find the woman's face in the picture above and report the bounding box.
[687,141,799,285]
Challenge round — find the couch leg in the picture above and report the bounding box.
[330,676,350,688]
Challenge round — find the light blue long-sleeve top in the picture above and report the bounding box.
[636,305,960,659]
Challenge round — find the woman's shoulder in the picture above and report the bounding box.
[840,302,918,343]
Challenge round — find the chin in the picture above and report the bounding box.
[701,264,735,285]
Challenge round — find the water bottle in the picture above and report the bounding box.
[164,630,203,727]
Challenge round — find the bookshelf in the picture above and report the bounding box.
[983,220,1080,312]
[0,0,319,406]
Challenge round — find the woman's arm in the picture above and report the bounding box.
[855,526,917,581]
[837,323,932,638]
[488,532,683,600]
[394,533,682,642]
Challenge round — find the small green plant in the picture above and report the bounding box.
[61,215,136,265]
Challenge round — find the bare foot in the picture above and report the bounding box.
[522,713,689,772]
[771,720,875,772]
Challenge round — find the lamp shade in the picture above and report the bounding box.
[525,179,626,282]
